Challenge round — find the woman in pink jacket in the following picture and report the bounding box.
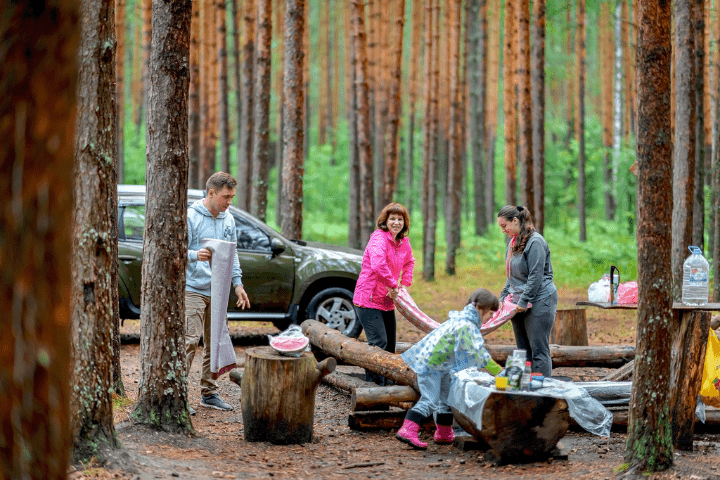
[353,203,415,385]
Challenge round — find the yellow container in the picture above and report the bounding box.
[495,376,507,390]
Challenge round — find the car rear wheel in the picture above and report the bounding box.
[305,287,362,338]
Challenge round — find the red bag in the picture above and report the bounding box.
[617,281,638,304]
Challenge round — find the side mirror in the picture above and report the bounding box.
[270,237,286,255]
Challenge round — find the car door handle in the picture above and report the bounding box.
[119,255,137,263]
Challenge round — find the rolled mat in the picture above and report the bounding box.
[202,238,238,376]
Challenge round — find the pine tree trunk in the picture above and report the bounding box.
[319,0,329,146]
[517,0,533,216]
[140,0,152,129]
[673,0,697,300]
[693,0,706,249]
[203,0,219,181]
[503,0,517,206]
[231,0,242,193]
[577,0,586,242]
[132,0,193,434]
[189,0,201,188]
[600,2,614,221]
[469,0,487,236]
[347,4,361,249]
[281,0,304,240]
[486,0,500,223]
[612,1,623,222]
[531,0,545,233]
[116,0,125,184]
[132,0,143,129]
[303,0,310,160]
[251,0,272,221]
[219,0,230,173]
[445,0,462,276]
[625,0,674,472]
[406,0,423,215]
[381,0,406,208]
[72,0,120,461]
[0,3,78,477]
[239,0,255,209]
[353,0,375,246]
[274,0,285,224]
[422,0,439,281]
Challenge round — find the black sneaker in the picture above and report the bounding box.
[200,393,233,411]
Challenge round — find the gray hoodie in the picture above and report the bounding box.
[186,199,243,295]
[499,232,556,308]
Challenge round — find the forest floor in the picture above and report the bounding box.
[70,289,720,480]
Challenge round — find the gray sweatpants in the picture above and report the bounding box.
[510,290,558,377]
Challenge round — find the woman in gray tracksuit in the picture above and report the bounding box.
[496,205,558,377]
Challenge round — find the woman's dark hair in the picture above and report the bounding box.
[468,288,499,312]
[497,205,535,254]
[376,203,410,239]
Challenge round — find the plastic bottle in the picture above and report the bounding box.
[682,246,709,306]
[521,361,532,391]
[506,357,523,391]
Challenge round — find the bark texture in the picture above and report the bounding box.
[576,0,586,242]
[692,0,705,249]
[503,0,517,205]
[251,0,272,221]
[281,0,305,240]
[468,0,487,236]
[132,0,193,433]
[517,0,533,217]
[238,0,255,209]
[625,0,674,472]
[672,0,697,300]
[531,0,545,233]
[346,5,361,249]
[0,2,78,478]
[188,0,200,188]
[71,0,120,461]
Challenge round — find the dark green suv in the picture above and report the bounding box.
[118,185,364,337]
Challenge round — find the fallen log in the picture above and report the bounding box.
[301,320,419,391]
[347,410,435,432]
[600,359,635,382]
[569,407,720,434]
[398,342,634,368]
[351,386,420,411]
[322,371,377,392]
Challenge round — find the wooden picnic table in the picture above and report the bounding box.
[576,301,720,450]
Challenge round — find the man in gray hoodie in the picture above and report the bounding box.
[186,172,250,413]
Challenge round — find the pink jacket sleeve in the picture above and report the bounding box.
[367,232,398,289]
[401,239,415,287]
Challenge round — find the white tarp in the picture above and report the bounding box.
[202,238,238,375]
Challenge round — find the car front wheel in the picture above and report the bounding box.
[305,287,362,338]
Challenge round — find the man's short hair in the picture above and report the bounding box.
[206,171,238,193]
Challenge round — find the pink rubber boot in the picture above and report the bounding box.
[396,419,428,450]
[434,413,455,444]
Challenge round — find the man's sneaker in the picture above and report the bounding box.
[200,393,233,411]
[189,405,196,416]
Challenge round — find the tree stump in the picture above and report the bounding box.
[452,392,569,464]
[550,309,588,346]
[241,346,336,444]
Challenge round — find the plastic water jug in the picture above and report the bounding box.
[682,246,709,306]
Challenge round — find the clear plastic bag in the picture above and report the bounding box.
[588,276,611,303]
[268,324,310,357]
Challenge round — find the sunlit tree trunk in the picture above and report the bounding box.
[132,0,193,434]
[673,0,697,299]
[486,0,500,222]
[347,5,361,249]
[625,0,674,472]
[281,0,304,240]
[219,0,230,173]
[576,0,586,242]
[531,0,545,233]
[381,0,406,208]
[275,0,285,224]
[319,0,329,145]
[693,0,706,249]
[353,0,375,246]
[445,0,462,276]
[238,0,255,208]
[72,0,120,461]
[503,0,517,206]
[116,0,125,184]
[469,0,487,236]
[0,3,78,477]
[189,0,201,188]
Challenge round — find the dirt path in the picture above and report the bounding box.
[67,340,720,480]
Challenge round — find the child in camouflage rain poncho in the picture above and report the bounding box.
[395,288,503,450]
